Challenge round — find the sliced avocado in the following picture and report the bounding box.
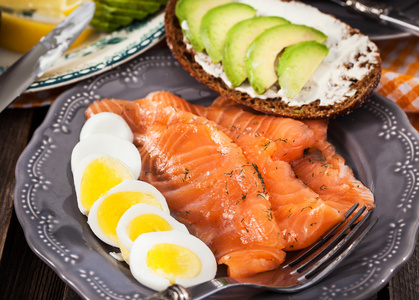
[175,0,232,52]
[200,3,256,63]
[145,0,167,4]
[245,24,327,94]
[93,10,134,25]
[140,0,167,4]
[90,18,122,32]
[95,2,148,19]
[223,16,290,87]
[277,41,328,98]
[98,0,161,14]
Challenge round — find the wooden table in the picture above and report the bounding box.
[0,63,418,300]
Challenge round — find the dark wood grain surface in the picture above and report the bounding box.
[0,53,418,300]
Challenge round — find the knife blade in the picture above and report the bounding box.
[0,1,95,113]
[329,0,419,36]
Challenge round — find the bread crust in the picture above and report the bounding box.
[165,0,382,119]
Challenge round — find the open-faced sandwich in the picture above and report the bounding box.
[165,0,382,119]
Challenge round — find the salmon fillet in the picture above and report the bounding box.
[291,134,376,215]
[86,98,286,277]
[234,134,344,250]
[148,92,317,162]
[203,94,375,216]
[145,92,344,250]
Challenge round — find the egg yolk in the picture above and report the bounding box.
[121,214,174,264]
[146,243,202,284]
[80,156,133,212]
[97,193,164,243]
[127,214,173,241]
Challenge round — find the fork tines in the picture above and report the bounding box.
[286,203,378,286]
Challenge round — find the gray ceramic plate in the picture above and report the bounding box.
[15,48,419,300]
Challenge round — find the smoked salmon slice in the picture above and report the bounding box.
[291,136,376,215]
[203,94,375,216]
[232,134,343,250]
[148,92,317,163]
[144,91,344,251]
[86,98,286,277]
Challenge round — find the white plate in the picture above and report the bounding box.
[0,10,165,92]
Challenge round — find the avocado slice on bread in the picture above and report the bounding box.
[223,16,290,88]
[277,41,329,99]
[175,0,232,52]
[165,0,382,119]
[200,3,256,63]
[245,24,327,95]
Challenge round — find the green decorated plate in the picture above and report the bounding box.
[0,9,165,92]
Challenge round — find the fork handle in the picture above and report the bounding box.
[344,0,392,20]
[144,284,190,300]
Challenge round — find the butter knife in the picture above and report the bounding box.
[0,1,95,113]
[329,0,419,36]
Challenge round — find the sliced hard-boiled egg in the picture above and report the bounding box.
[80,112,134,142]
[73,153,134,215]
[87,181,171,247]
[116,203,188,262]
[129,231,217,291]
[71,133,141,179]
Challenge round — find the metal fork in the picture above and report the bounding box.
[328,0,419,36]
[145,203,378,300]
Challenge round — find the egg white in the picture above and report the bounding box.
[71,133,141,179]
[80,112,134,142]
[129,231,217,291]
[116,203,188,260]
[88,181,171,247]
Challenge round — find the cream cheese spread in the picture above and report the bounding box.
[190,0,379,107]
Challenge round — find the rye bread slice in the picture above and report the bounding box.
[165,0,382,119]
